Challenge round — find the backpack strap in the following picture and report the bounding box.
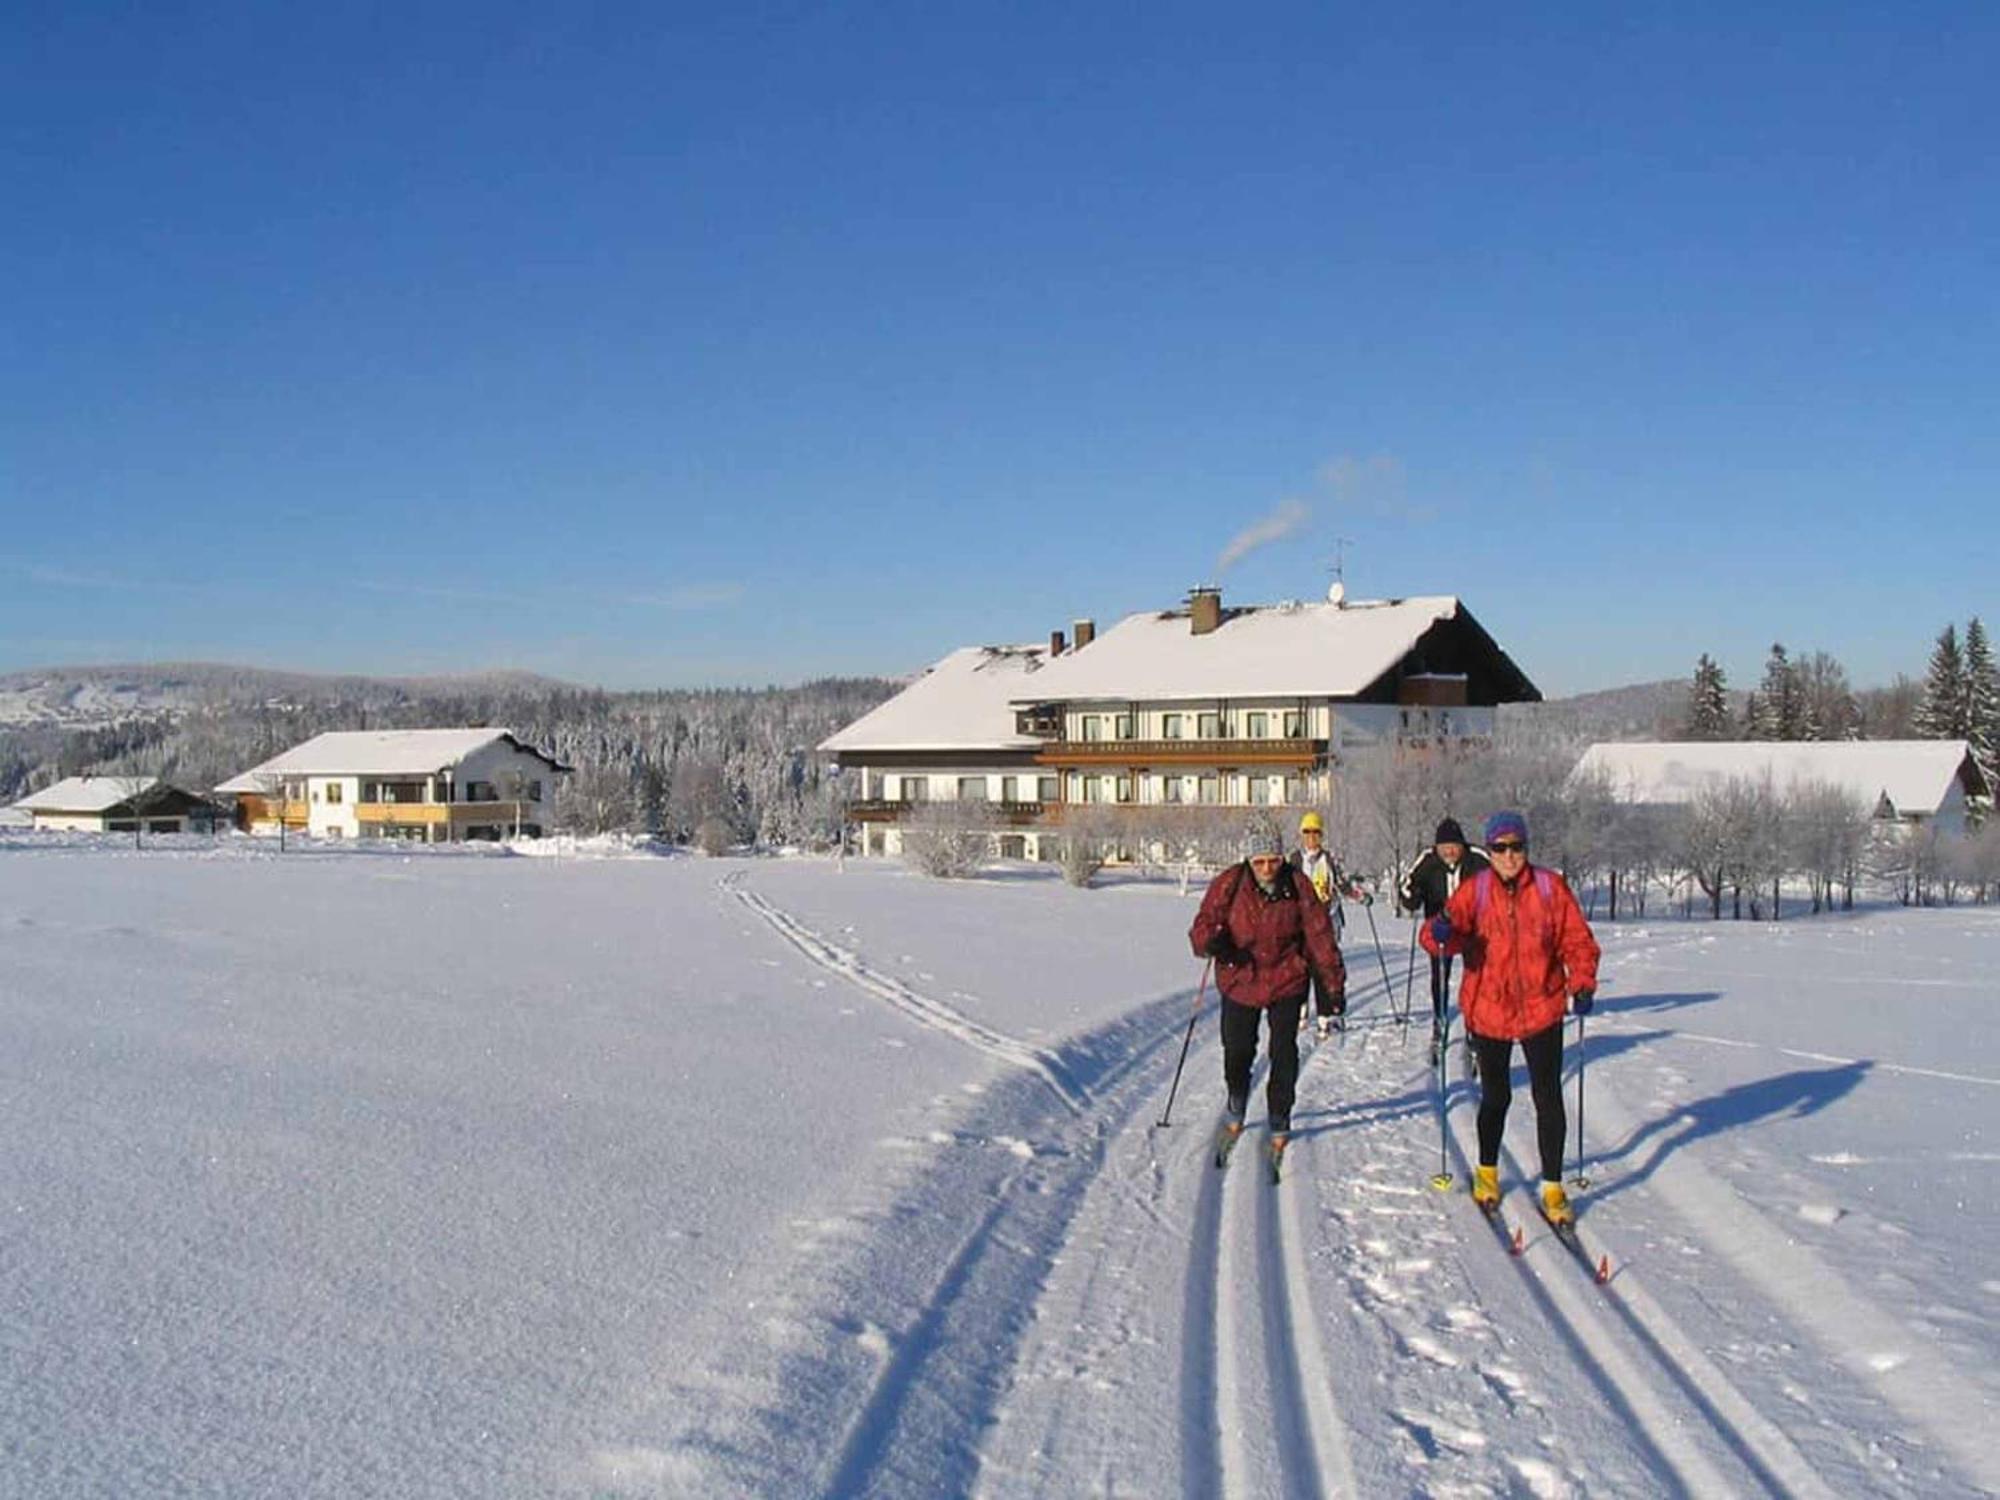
[1473,864,1553,919]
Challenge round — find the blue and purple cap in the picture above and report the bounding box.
[1484,810,1529,847]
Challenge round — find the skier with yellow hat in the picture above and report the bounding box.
[1289,811,1371,1038]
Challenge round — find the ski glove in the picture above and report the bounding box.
[1571,988,1595,1016]
[1205,933,1249,966]
[1428,913,1453,946]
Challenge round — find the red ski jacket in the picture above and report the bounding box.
[1422,864,1600,1040]
[1189,862,1346,1010]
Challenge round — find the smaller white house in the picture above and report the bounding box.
[10,776,224,834]
[1572,740,1991,837]
[217,729,572,843]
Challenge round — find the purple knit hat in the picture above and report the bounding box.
[1484,810,1529,847]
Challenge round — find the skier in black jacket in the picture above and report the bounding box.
[1398,818,1489,1066]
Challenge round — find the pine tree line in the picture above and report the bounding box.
[1681,619,1997,765]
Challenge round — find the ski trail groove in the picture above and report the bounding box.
[1472,1116,1834,1498]
[1207,1033,1361,1499]
[725,873,1084,1114]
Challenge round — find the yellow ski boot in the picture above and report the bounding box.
[1472,1164,1501,1212]
[1540,1181,1575,1230]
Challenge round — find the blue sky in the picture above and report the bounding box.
[4,4,1994,696]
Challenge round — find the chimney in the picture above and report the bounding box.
[1189,586,1222,636]
[1072,618,1095,650]
[1049,629,1066,657]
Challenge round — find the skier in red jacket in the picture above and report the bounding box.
[1189,826,1346,1166]
[1422,810,1600,1227]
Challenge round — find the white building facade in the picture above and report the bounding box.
[821,590,1534,859]
[218,729,571,842]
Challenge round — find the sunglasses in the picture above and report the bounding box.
[1489,840,1528,854]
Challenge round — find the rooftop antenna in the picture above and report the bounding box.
[1326,537,1354,606]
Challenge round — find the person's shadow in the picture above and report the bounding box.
[1595,989,1724,1018]
[1589,1059,1872,1200]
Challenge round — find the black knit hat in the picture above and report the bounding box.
[1434,817,1466,846]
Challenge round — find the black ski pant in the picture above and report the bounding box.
[1472,1021,1566,1183]
[1220,991,1306,1132]
[1428,953,1455,1026]
[1309,964,1343,1021]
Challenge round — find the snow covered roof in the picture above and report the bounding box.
[818,646,1052,755]
[11,775,160,814]
[1007,595,1498,704]
[1572,740,1989,816]
[215,729,568,792]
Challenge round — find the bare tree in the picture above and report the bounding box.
[249,769,295,852]
[554,761,636,836]
[900,799,996,879]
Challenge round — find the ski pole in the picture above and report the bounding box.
[1429,1007,1453,1190]
[1403,913,1420,1024]
[1155,959,1213,1129]
[1569,1012,1591,1189]
[1360,900,1397,1019]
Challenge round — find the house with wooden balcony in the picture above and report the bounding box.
[820,586,1538,858]
[216,729,571,843]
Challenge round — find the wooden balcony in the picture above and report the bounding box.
[355,802,449,827]
[846,799,1048,824]
[1037,737,1325,767]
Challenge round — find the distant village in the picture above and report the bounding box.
[7,584,1992,912]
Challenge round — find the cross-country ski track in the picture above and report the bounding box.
[676,873,1994,1498]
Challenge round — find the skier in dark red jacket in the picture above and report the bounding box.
[1422,810,1600,1227]
[1189,826,1346,1164]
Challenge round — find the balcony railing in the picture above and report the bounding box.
[1038,737,1325,765]
[847,799,1047,823]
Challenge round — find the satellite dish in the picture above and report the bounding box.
[1327,580,1347,607]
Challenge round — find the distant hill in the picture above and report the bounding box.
[0,663,583,729]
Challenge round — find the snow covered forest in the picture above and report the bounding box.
[0,667,897,850]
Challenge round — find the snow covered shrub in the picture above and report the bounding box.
[900,801,994,879]
[693,815,735,857]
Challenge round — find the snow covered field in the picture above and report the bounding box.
[2,836,1995,1498]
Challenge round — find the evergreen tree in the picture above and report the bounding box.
[1964,616,1998,781]
[1685,654,1731,739]
[1749,643,1807,740]
[1915,624,1967,739]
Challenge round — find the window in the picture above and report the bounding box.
[1115,776,1133,804]
[899,777,927,803]
[1198,775,1219,805]
[1249,777,1270,805]
[1081,777,1100,804]
[529,779,544,801]
[1038,775,1060,803]
[1162,713,1184,740]
[1164,776,1183,804]
[1198,712,1221,739]
[1283,710,1304,738]
[1113,715,1134,740]
[1246,712,1268,739]
[1068,773,1084,801]
[1000,776,1020,803]
[957,777,987,802]
[1082,716,1103,742]
[325,782,343,805]
[1284,774,1307,804]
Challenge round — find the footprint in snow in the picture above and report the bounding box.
[1509,1455,1578,1499]
[1402,1332,1461,1369]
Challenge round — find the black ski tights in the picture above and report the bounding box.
[1428,953,1454,1024]
[1220,993,1306,1130]
[1472,1021,1567,1183]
